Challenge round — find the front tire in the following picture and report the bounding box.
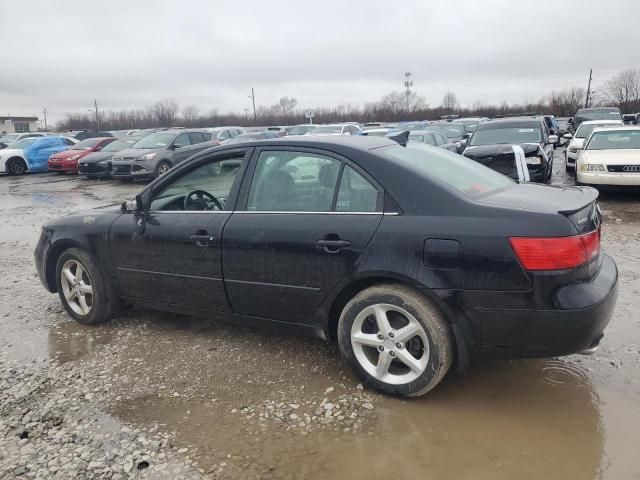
[337,284,453,397]
[55,247,121,325]
[155,161,172,178]
[7,157,27,176]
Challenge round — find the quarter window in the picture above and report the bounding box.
[336,166,379,212]
[247,151,341,212]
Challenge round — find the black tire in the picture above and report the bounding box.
[337,283,453,397]
[7,157,27,176]
[55,247,122,325]
[155,160,172,178]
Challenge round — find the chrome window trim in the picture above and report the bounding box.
[146,210,398,215]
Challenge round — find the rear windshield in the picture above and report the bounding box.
[586,130,640,150]
[312,125,343,134]
[289,126,315,135]
[71,138,102,150]
[382,143,513,198]
[470,126,542,145]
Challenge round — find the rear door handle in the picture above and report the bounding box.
[190,232,215,247]
[317,239,351,253]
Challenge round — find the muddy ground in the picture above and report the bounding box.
[1,150,639,479]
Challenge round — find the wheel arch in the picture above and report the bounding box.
[324,272,471,371]
[7,156,28,173]
[44,239,86,292]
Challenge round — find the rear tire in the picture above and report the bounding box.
[337,284,453,397]
[55,247,122,325]
[7,157,27,176]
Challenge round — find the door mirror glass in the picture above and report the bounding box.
[247,151,341,212]
[548,134,559,144]
[563,133,573,139]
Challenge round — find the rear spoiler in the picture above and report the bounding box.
[557,186,599,214]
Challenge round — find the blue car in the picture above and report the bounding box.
[0,136,74,175]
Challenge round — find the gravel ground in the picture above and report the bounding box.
[1,151,639,480]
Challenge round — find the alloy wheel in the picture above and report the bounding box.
[350,303,430,385]
[158,163,170,175]
[60,259,94,316]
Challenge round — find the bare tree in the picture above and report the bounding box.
[278,97,298,116]
[380,90,425,113]
[600,69,640,112]
[152,100,179,126]
[182,104,200,125]
[441,91,459,113]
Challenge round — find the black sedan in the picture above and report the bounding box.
[34,137,618,397]
[78,137,142,178]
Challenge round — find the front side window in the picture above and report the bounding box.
[336,166,378,212]
[149,156,245,211]
[173,133,191,148]
[247,151,341,212]
[218,130,231,140]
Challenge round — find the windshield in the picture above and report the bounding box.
[132,132,175,149]
[102,138,139,152]
[312,125,342,134]
[71,138,102,150]
[578,109,622,122]
[0,134,20,144]
[470,126,542,145]
[427,124,464,139]
[586,130,640,150]
[575,123,619,139]
[383,142,513,197]
[10,138,39,149]
[289,126,315,135]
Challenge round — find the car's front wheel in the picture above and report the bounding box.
[55,247,121,325]
[7,157,27,175]
[337,284,453,397]
[155,161,172,178]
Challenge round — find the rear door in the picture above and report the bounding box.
[222,147,383,324]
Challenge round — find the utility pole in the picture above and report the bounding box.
[42,107,48,131]
[585,69,593,108]
[249,88,257,122]
[404,72,413,111]
[93,99,100,129]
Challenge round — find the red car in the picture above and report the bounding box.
[48,137,115,173]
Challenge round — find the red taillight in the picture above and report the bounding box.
[509,230,600,271]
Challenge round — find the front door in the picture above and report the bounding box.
[109,150,250,312]
[222,148,383,324]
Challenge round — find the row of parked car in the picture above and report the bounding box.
[1,106,638,187]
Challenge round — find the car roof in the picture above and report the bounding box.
[591,125,640,132]
[578,119,623,126]
[209,134,395,150]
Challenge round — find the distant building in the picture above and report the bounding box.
[0,116,39,134]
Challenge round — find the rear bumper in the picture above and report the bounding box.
[471,253,618,359]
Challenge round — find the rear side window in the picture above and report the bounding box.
[336,166,378,212]
[247,151,341,212]
[383,143,513,198]
[188,132,208,144]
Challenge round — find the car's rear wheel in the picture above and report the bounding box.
[7,157,27,175]
[55,247,121,325]
[337,284,453,397]
[155,161,172,177]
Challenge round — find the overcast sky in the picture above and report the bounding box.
[1,0,639,124]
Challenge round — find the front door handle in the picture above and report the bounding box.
[190,232,215,247]
[317,239,351,253]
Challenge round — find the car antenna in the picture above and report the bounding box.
[388,130,410,147]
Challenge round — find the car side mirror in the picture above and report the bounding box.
[563,133,573,139]
[548,135,559,144]
[463,133,472,139]
[170,143,181,150]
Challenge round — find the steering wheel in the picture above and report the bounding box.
[183,190,223,211]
